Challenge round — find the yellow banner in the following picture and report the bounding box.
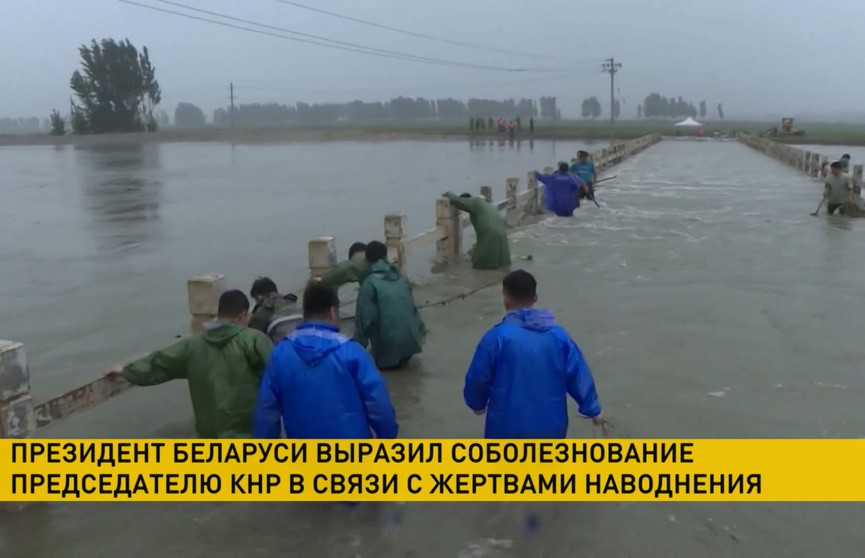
[1,439,863,502]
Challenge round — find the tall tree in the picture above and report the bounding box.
[174,103,206,128]
[717,103,725,120]
[49,110,65,136]
[699,100,707,119]
[637,104,643,119]
[69,38,161,134]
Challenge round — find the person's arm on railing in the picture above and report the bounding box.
[108,339,191,386]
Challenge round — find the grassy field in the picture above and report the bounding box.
[5,118,865,146]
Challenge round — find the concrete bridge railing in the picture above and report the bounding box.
[737,133,863,194]
[0,133,661,441]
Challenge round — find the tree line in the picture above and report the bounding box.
[579,94,724,120]
[208,96,557,127]
[46,37,729,134]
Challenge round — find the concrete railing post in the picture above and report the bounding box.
[0,339,32,511]
[384,214,406,274]
[527,171,541,215]
[435,197,461,266]
[505,178,519,227]
[187,274,226,333]
[854,165,863,195]
[0,340,34,440]
[308,236,337,281]
[820,156,828,178]
[480,186,492,202]
[811,153,821,177]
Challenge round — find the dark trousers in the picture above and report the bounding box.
[827,203,842,215]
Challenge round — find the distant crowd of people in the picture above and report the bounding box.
[470,115,534,138]
[107,180,606,441]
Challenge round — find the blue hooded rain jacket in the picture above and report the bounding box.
[534,171,580,217]
[253,322,398,439]
[463,308,601,438]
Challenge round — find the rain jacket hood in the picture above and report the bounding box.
[353,260,425,369]
[248,293,299,343]
[287,322,348,367]
[502,308,556,331]
[253,322,398,439]
[463,309,601,438]
[202,321,243,346]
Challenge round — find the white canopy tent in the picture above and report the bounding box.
[674,117,703,127]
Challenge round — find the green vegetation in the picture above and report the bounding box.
[49,110,65,136]
[69,38,161,134]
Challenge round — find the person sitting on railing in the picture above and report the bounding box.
[353,241,425,371]
[106,290,273,438]
[248,277,299,343]
[569,150,597,201]
[443,192,511,270]
[534,162,580,217]
[253,283,398,439]
[314,242,370,289]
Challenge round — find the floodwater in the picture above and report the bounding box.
[0,137,596,400]
[3,138,865,557]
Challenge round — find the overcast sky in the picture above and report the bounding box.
[0,0,859,120]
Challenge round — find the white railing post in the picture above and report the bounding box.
[505,178,519,227]
[384,214,407,274]
[187,274,227,333]
[435,197,461,266]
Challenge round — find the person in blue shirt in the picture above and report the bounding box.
[463,270,605,438]
[534,162,580,217]
[569,150,597,201]
[253,283,398,439]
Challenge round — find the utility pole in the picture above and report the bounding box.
[229,82,235,130]
[601,57,622,141]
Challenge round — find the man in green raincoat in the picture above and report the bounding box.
[106,290,273,438]
[354,241,424,370]
[248,277,299,342]
[445,192,511,270]
[316,242,370,289]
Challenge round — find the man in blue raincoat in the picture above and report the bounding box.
[253,283,398,439]
[463,270,605,438]
[534,162,580,217]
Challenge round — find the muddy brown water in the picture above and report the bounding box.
[2,138,865,557]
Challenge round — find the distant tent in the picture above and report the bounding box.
[674,117,703,127]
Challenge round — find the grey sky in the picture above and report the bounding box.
[0,0,859,119]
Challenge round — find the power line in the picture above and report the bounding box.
[122,0,570,73]
[274,0,571,62]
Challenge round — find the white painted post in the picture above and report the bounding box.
[384,214,406,274]
[0,339,32,511]
[187,274,227,333]
[526,171,541,214]
[308,237,337,281]
[505,178,519,227]
[435,197,461,266]
[820,156,829,178]
[480,186,492,202]
[853,165,863,195]
[811,153,821,177]
[0,341,33,440]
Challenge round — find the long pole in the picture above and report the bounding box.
[229,82,235,130]
[601,57,622,143]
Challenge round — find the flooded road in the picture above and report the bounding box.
[0,138,596,400]
[3,139,865,557]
